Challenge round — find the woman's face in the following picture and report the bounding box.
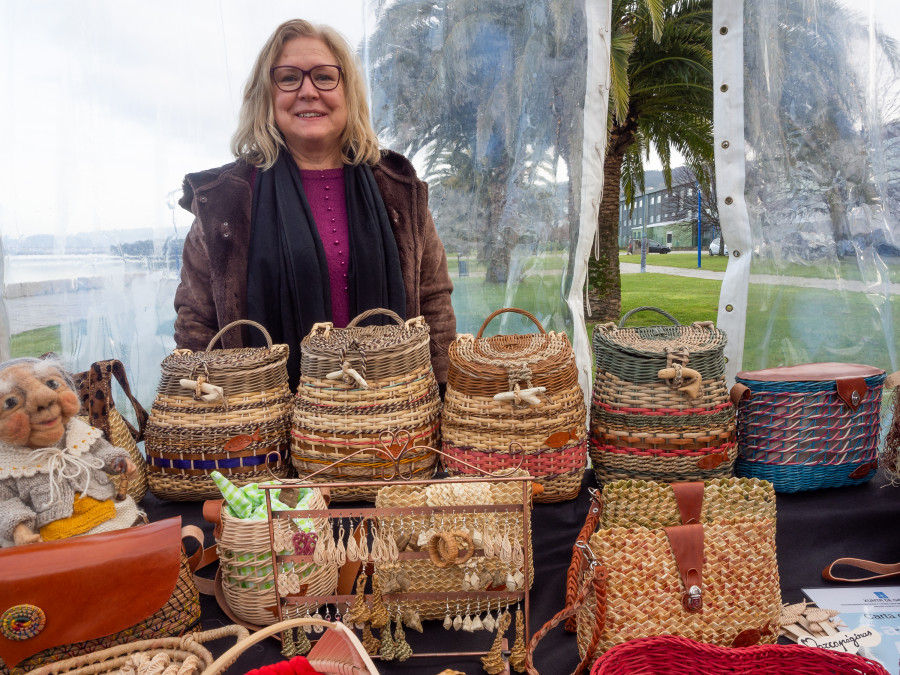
[272,37,348,169]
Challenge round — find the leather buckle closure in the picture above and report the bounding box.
[683,584,703,612]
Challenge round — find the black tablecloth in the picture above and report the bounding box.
[143,470,900,674]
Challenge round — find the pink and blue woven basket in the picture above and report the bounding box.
[733,362,885,493]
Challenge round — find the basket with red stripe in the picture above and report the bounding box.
[590,307,734,484]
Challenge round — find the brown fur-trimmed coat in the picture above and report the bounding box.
[174,150,456,383]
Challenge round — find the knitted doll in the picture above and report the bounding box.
[0,357,140,547]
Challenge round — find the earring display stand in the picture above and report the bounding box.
[260,430,533,667]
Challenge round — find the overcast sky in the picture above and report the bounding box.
[0,1,370,239]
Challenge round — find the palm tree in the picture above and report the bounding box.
[366,0,586,285]
[743,0,900,254]
[586,0,714,321]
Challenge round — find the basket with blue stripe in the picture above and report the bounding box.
[145,320,293,500]
[733,362,886,492]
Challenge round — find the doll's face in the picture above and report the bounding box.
[0,362,81,448]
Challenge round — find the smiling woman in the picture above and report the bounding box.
[175,18,456,392]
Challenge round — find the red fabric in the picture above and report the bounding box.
[243,656,324,675]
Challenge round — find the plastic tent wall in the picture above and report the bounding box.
[715,0,900,379]
[0,1,609,413]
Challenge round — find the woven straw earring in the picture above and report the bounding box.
[361,624,380,656]
[379,617,396,661]
[368,575,390,629]
[344,574,370,627]
[509,605,527,672]
[481,609,512,675]
[393,608,413,661]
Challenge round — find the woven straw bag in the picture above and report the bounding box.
[732,362,886,492]
[373,471,533,620]
[527,479,779,674]
[442,308,587,502]
[561,478,776,635]
[575,484,779,661]
[590,306,734,484]
[291,309,441,501]
[20,626,249,675]
[211,488,338,627]
[145,320,293,501]
[74,359,150,502]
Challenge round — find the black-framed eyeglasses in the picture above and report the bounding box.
[270,65,343,92]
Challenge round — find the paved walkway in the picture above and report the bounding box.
[621,260,899,294]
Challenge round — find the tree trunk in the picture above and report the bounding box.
[587,145,627,321]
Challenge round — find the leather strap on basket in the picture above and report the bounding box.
[664,523,705,612]
[823,558,900,583]
[564,490,603,633]
[671,482,704,525]
[730,383,751,407]
[74,359,149,443]
[835,377,868,411]
[525,563,607,675]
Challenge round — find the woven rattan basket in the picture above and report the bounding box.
[442,308,587,502]
[374,471,533,620]
[588,635,890,675]
[590,307,735,484]
[145,320,293,501]
[733,362,886,492]
[291,309,441,501]
[217,488,338,627]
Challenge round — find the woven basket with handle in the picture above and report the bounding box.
[590,307,735,484]
[215,487,338,627]
[291,309,441,501]
[145,320,293,501]
[442,308,587,502]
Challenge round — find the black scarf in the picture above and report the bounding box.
[247,151,406,390]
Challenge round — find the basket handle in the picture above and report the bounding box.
[346,307,404,328]
[205,320,273,351]
[476,307,546,338]
[525,562,607,675]
[618,306,680,328]
[204,618,378,675]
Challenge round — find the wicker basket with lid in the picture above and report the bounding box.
[290,308,441,501]
[733,362,886,492]
[145,320,293,501]
[441,308,587,502]
[590,307,735,484]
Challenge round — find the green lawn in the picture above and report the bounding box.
[620,251,729,272]
[10,325,62,358]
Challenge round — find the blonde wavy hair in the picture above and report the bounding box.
[230,19,381,169]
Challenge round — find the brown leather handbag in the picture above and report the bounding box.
[0,518,202,674]
[74,359,151,502]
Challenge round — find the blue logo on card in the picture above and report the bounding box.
[874,592,889,599]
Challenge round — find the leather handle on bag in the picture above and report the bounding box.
[108,359,149,441]
[525,563,607,675]
[564,491,603,633]
[823,557,900,583]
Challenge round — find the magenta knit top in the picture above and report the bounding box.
[299,168,351,328]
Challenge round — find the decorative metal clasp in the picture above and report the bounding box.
[683,585,703,612]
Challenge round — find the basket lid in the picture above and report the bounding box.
[448,308,578,394]
[594,307,726,359]
[161,320,289,376]
[736,362,885,382]
[300,309,431,381]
